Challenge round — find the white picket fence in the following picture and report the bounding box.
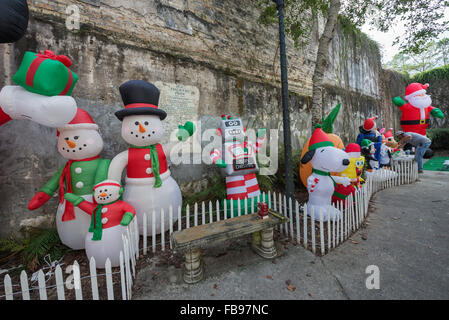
[1,159,417,300]
[1,219,139,301]
[137,160,418,256]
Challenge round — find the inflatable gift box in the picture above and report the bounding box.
[13,50,79,96]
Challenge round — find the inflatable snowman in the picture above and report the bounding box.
[300,128,351,221]
[65,180,135,268]
[28,108,110,249]
[108,80,195,234]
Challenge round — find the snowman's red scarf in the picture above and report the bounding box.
[59,155,100,221]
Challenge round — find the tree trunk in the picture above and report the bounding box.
[311,0,341,128]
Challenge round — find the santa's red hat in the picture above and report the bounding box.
[345,143,361,158]
[384,129,393,139]
[363,116,378,131]
[309,128,334,151]
[405,83,429,100]
[57,108,98,136]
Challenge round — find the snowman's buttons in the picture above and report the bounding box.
[146,168,152,174]
[76,181,84,189]
[101,207,108,213]
[75,167,82,174]
[101,218,108,224]
[144,154,151,161]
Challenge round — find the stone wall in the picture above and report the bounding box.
[427,77,449,129]
[0,0,404,238]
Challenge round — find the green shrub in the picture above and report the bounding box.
[413,65,449,83]
[427,128,449,150]
[22,228,70,271]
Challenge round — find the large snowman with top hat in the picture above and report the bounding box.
[108,80,194,234]
[28,108,110,250]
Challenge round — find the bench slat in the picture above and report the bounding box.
[171,212,287,251]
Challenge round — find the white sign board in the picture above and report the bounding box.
[154,81,201,153]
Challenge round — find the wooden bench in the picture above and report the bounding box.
[171,210,288,284]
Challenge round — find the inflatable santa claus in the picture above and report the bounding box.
[392,83,444,136]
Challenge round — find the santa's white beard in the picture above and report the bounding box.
[408,95,432,109]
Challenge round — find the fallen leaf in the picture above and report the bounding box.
[285,280,291,286]
[351,240,359,244]
[308,293,312,297]
[213,284,218,289]
[361,234,368,240]
[215,252,228,258]
[287,284,296,292]
[211,293,215,296]
[266,275,272,280]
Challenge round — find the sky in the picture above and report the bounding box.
[361,7,449,65]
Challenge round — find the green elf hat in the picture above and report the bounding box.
[361,139,374,149]
[13,50,78,96]
[308,128,335,151]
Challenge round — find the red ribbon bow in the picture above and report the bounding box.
[37,50,72,68]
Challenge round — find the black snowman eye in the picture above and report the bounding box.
[74,136,79,140]
[99,190,102,193]
[135,121,139,125]
[65,137,69,140]
[144,121,149,125]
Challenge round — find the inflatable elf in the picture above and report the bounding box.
[356,116,382,163]
[392,83,444,136]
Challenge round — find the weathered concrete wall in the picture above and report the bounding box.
[428,78,449,128]
[0,0,403,238]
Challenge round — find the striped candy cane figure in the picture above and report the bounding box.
[209,115,266,200]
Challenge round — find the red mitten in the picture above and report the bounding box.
[28,192,51,210]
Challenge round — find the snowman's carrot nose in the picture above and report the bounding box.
[139,123,146,133]
[65,140,76,148]
[99,192,107,197]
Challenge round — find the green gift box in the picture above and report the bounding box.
[13,50,78,96]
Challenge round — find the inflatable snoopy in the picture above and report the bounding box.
[301,128,351,221]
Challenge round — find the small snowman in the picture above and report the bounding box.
[28,108,110,250]
[64,180,135,268]
[108,80,194,234]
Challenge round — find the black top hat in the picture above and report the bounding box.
[115,80,167,121]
